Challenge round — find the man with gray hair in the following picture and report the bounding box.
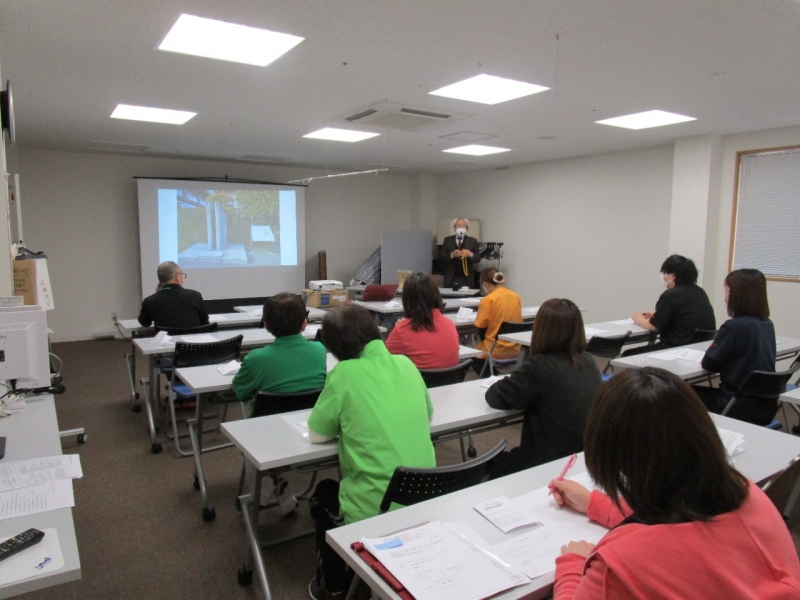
[438,217,480,288]
[138,261,209,328]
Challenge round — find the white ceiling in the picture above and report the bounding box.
[1,0,799,175]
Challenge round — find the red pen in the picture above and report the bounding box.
[548,454,578,496]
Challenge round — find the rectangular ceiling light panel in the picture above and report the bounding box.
[442,144,511,156]
[430,74,548,105]
[303,128,379,142]
[596,110,696,130]
[158,14,304,67]
[110,104,196,125]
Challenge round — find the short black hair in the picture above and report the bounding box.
[401,272,444,332]
[660,254,699,285]
[262,293,307,337]
[321,304,381,361]
[584,367,748,524]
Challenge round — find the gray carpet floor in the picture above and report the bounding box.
[22,339,800,600]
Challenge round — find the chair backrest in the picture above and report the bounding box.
[172,335,243,369]
[722,363,800,421]
[251,388,323,418]
[497,321,533,336]
[379,440,508,513]
[154,322,219,336]
[419,360,472,389]
[586,331,633,359]
[688,329,718,344]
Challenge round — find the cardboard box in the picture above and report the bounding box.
[13,258,55,309]
[302,288,346,308]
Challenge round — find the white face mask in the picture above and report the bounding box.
[660,273,673,288]
[455,227,467,237]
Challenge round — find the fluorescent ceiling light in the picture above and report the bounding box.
[596,110,696,130]
[158,14,304,67]
[430,74,548,105]
[442,144,511,156]
[303,128,380,142]
[110,104,196,125]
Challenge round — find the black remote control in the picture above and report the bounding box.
[0,529,45,562]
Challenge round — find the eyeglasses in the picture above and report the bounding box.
[179,272,188,279]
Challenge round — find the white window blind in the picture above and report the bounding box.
[732,147,800,280]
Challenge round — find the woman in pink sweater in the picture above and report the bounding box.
[550,367,800,600]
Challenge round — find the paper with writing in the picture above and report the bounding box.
[456,307,476,321]
[0,528,64,585]
[675,348,706,363]
[217,360,240,376]
[474,496,542,533]
[480,375,508,389]
[0,480,75,521]
[717,427,745,457]
[0,455,82,493]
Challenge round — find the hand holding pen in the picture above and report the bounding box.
[548,454,577,496]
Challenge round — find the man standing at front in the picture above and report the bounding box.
[138,261,209,328]
[438,217,480,289]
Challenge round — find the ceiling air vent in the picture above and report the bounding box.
[88,140,149,153]
[337,101,471,132]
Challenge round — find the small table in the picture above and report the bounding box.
[499,319,651,347]
[327,412,800,600]
[233,306,327,322]
[221,378,525,598]
[0,396,81,598]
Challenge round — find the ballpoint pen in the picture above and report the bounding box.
[548,453,578,496]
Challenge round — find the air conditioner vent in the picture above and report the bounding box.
[336,101,471,132]
[345,109,379,122]
[399,108,451,120]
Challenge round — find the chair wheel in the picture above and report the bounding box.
[151,443,163,454]
[132,403,142,413]
[193,475,200,490]
[237,566,253,586]
[467,447,478,458]
[77,434,88,444]
[202,507,216,522]
[135,392,140,400]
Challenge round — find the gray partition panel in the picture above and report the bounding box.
[380,231,433,285]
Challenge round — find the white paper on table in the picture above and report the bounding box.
[647,348,684,360]
[0,455,82,493]
[280,411,314,438]
[481,375,508,389]
[0,479,75,521]
[456,307,476,321]
[495,484,607,580]
[305,324,321,336]
[0,528,64,585]
[567,470,602,492]
[217,360,241,376]
[474,496,542,534]
[384,300,402,308]
[584,327,608,337]
[208,314,228,322]
[522,306,540,315]
[178,334,218,344]
[0,397,26,417]
[153,331,173,346]
[362,521,529,600]
[248,310,262,318]
[609,319,635,325]
[675,348,706,363]
[461,297,481,306]
[717,427,745,457]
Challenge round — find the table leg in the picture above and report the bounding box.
[142,355,162,454]
[125,338,140,412]
[238,463,272,599]
[188,393,216,522]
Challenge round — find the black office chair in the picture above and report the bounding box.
[760,453,800,520]
[166,335,243,457]
[479,321,532,378]
[721,363,800,430]
[419,360,475,458]
[343,440,508,600]
[688,329,718,344]
[153,322,220,375]
[586,331,632,381]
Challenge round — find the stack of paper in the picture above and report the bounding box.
[474,496,541,533]
[717,427,745,457]
[456,307,476,321]
[384,300,402,308]
[0,455,82,521]
[609,318,635,325]
[217,360,240,376]
[153,331,173,346]
[208,314,228,323]
[362,521,529,600]
[675,348,706,363]
[480,375,508,389]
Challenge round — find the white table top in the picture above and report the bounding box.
[352,298,478,315]
[221,379,522,472]
[0,396,81,598]
[118,312,262,335]
[611,336,800,381]
[346,285,479,298]
[233,306,327,321]
[780,386,800,406]
[500,320,651,346]
[444,305,540,329]
[176,346,483,395]
[133,325,318,356]
[326,412,800,600]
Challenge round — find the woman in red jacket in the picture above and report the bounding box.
[550,367,800,600]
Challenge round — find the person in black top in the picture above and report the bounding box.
[138,261,209,329]
[626,255,715,355]
[484,298,601,478]
[438,218,480,289]
[694,268,777,425]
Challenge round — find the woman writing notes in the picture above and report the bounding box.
[551,368,800,599]
[695,268,777,424]
[628,254,715,354]
[485,299,601,477]
[471,267,523,376]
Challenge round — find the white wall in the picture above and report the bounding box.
[436,146,675,323]
[10,148,413,341]
[711,126,800,340]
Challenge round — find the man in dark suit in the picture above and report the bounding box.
[138,261,209,328]
[438,218,480,289]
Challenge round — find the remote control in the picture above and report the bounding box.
[0,529,45,562]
